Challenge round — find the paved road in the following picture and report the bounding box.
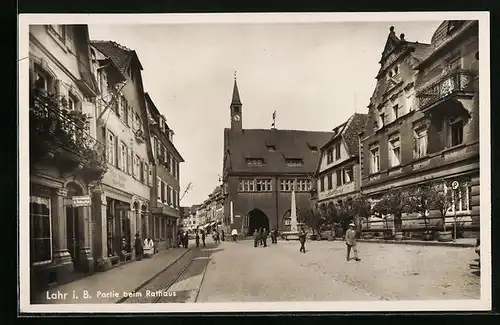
[196,239,480,302]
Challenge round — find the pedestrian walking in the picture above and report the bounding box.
[231,228,238,242]
[253,229,259,247]
[221,230,225,241]
[195,231,200,248]
[298,227,307,253]
[183,232,189,249]
[270,228,277,244]
[345,223,361,261]
[258,228,264,246]
[134,233,143,261]
[201,230,206,247]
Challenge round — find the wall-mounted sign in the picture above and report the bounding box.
[451,181,459,190]
[72,195,91,207]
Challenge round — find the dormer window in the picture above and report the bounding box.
[310,146,318,152]
[286,159,304,167]
[246,158,264,166]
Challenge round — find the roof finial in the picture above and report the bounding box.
[390,26,395,33]
[234,70,237,80]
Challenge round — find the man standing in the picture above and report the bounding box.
[253,229,259,247]
[231,228,238,242]
[221,229,225,241]
[346,222,361,261]
[195,231,200,248]
[134,233,143,261]
[262,228,268,247]
[298,227,307,253]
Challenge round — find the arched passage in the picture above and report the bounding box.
[65,182,84,266]
[247,209,270,235]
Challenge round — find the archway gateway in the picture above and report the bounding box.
[247,209,270,236]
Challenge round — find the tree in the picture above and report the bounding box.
[407,183,436,232]
[427,184,454,232]
[302,208,322,235]
[350,194,372,231]
[372,189,412,231]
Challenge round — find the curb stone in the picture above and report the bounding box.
[116,248,192,303]
[356,239,475,248]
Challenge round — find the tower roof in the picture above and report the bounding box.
[231,78,242,105]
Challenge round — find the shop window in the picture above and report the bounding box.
[30,196,52,265]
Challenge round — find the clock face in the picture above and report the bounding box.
[233,115,240,121]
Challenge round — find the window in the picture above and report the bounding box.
[152,137,158,158]
[320,177,325,192]
[134,112,141,131]
[67,92,79,111]
[448,56,461,70]
[172,190,177,208]
[326,147,334,164]
[157,178,162,202]
[167,186,172,206]
[246,158,264,166]
[394,65,399,75]
[286,159,304,167]
[336,169,343,186]
[30,196,52,265]
[369,144,380,174]
[284,218,291,226]
[344,166,354,183]
[327,173,333,190]
[169,155,174,174]
[445,180,471,213]
[127,149,133,175]
[450,119,464,147]
[120,142,127,171]
[255,179,272,192]
[414,128,428,158]
[334,143,341,160]
[148,164,153,185]
[393,104,399,121]
[134,155,141,178]
[296,179,311,192]
[165,150,171,170]
[267,145,276,151]
[233,106,240,114]
[50,25,66,40]
[143,162,148,184]
[33,65,53,92]
[389,135,401,167]
[280,179,294,192]
[107,131,116,165]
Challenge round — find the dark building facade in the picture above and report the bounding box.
[222,79,332,235]
[145,93,184,249]
[360,21,479,232]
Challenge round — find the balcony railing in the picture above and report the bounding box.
[30,89,107,176]
[417,69,475,110]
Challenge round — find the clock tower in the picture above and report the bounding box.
[230,77,242,132]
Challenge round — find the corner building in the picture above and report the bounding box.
[222,79,332,235]
[360,21,479,233]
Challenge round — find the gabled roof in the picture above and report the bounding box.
[319,113,368,157]
[90,40,144,75]
[224,128,332,174]
[91,45,126,83]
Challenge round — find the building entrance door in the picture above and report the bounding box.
[65,182,84,269]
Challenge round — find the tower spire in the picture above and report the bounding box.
[231,71,241,105]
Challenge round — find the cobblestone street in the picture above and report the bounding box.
[197,239,480,302]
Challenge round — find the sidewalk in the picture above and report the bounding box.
[32,248,191,304]
[356,237,476,247]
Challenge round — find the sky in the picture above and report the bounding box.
[88,20,442,207]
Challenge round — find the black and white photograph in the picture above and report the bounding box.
[18,12,491,313]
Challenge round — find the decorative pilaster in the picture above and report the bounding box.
[52,188,72,266]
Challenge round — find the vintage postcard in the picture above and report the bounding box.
[18,12,491,313]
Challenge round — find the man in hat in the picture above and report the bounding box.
[345,222,361,261]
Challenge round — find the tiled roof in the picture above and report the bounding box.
[224,128,333,174]
[319,113,367,157]
[90,41,131,75]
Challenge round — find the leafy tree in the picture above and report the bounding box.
[300,208,322,235]
[407,183,436,232]
[350,194,372,231]
[427,183,454,232]
[371,189,412,231]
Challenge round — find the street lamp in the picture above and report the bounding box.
[451,180,459,242]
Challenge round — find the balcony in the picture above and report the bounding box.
[30,89,107,182]
[417,69,475,111]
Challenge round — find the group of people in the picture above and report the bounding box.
[177,231,189,248]
[134,233,156,261]
[253,228,279,247]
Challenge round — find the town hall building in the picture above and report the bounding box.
[222,78,332,236]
